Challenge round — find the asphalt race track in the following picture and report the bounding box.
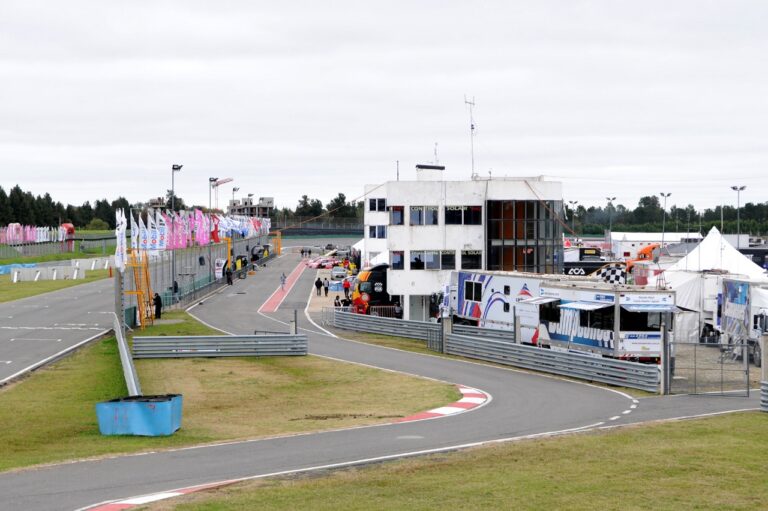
[0,248,759,510]
[0,279,113,384]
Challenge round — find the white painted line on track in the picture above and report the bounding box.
[78,420,609,511]
[9,338,62,342]
[609,416,621,421]
[0,329,110,386]
[622,410,632,415]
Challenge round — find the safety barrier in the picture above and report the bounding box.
[113,314,142,396]
[445,333,660,393]
[453,324,515,343]
[326,309,441,342]
[11,266,87,282]
[762,381,768,412]
[132,334,308,359]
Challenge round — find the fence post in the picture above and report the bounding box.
[291,309,298,334]
[660,316,669,395]
[441,316,451,354]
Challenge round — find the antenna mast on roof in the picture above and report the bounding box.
[464,95,476,179]
[434,142,439,164]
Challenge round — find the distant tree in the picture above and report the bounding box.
[111,197,131,216]
[80,201,95,227]
[294,195,324,217]
[326,193,356,217]
[93,199,113,228]
[8,185,35,225]
[85,218,110,230]
[0,187,12,225]
[164,190,186,212]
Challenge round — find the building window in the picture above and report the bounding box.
[445,206,464,225]
[369,198,386,211]
[410,206,438,225]
[391,251,404,270]
[445,206,482,225]
[441,251,455,270]
[410,250,425,269]
[389,206,404,225]
[461,250,482,269]
[410,206,424,226]
[424,250,440,269]
[464,281,482,302]
[486,199,563,273]
[465,206,482,225]
[368,225,386,239]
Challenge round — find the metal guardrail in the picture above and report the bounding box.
[762,381,768,412]
[132,334,308,359]
[445,333,660,393]
[113,314,142,396]
[453,324,515,343]
[328,310,441,342]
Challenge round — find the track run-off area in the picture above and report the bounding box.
[0,245,760,511]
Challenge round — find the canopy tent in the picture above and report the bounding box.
[663,226,767,280]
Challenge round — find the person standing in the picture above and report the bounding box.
[153,292,163,319]
[334,295,341,307]
[225,266,233,285]
[314,277,323,296]
[280,272,287,291]
[300,248,305,258]
[323,278,330,297]
[342,277,351,299]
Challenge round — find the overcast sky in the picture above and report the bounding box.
[1,1,766,213]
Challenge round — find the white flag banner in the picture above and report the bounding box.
[147,210,158,251]
[139,215,149,250]
[114,209,127,272]
[130,212,138,250]
[156,210,167,251]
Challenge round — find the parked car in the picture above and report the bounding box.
[308,257,338,269]
[331,266,348,280]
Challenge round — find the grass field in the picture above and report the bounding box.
[0,311,457,472]
[150,412,768,511]
[0,249,103,265]
[0,269,110,303]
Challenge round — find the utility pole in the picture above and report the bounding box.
[731,185,746,249]
[568,200,579,234]
[465,95,476,179]
[660,192,671,250]
[171,164,182,302]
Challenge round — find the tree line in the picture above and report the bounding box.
[566,195,768,236]
[1,184,763,235]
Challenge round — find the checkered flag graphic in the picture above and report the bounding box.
[594,263,626,285]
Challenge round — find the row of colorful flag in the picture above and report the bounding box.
[126,208,271,252]
[0,224,72,245]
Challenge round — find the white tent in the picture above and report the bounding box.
[648,227,767,342]
[664,226,767,280]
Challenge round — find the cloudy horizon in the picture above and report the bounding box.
[1,1,766,213]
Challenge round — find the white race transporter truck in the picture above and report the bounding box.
[449,270,681,362]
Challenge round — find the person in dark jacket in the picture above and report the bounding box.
[225,266,233,285]
[314,277,323,296]
[153,293,163,319]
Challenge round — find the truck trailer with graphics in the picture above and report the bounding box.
[449,270,681,361]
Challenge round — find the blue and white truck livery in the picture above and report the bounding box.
[449,270,680,361]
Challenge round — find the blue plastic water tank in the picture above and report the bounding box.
[96,394,183,436]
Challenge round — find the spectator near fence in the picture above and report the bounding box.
[342,278,351,298]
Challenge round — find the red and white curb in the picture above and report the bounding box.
[85,480,240,510]
[397,385,489,422]
[84,384,489,510]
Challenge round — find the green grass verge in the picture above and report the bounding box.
[0,249,105,265]
[0,311,458,472]
[151,412,768,511]
[0,269,111,303]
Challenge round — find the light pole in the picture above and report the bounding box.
[208,177,218,212]
[731,185,746,249]
[207,177,218,286]
[568,200,579,235]
[606,197,616,257]
[660,192,671,250]
[232,187,240,214]
[171,164,182,302]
